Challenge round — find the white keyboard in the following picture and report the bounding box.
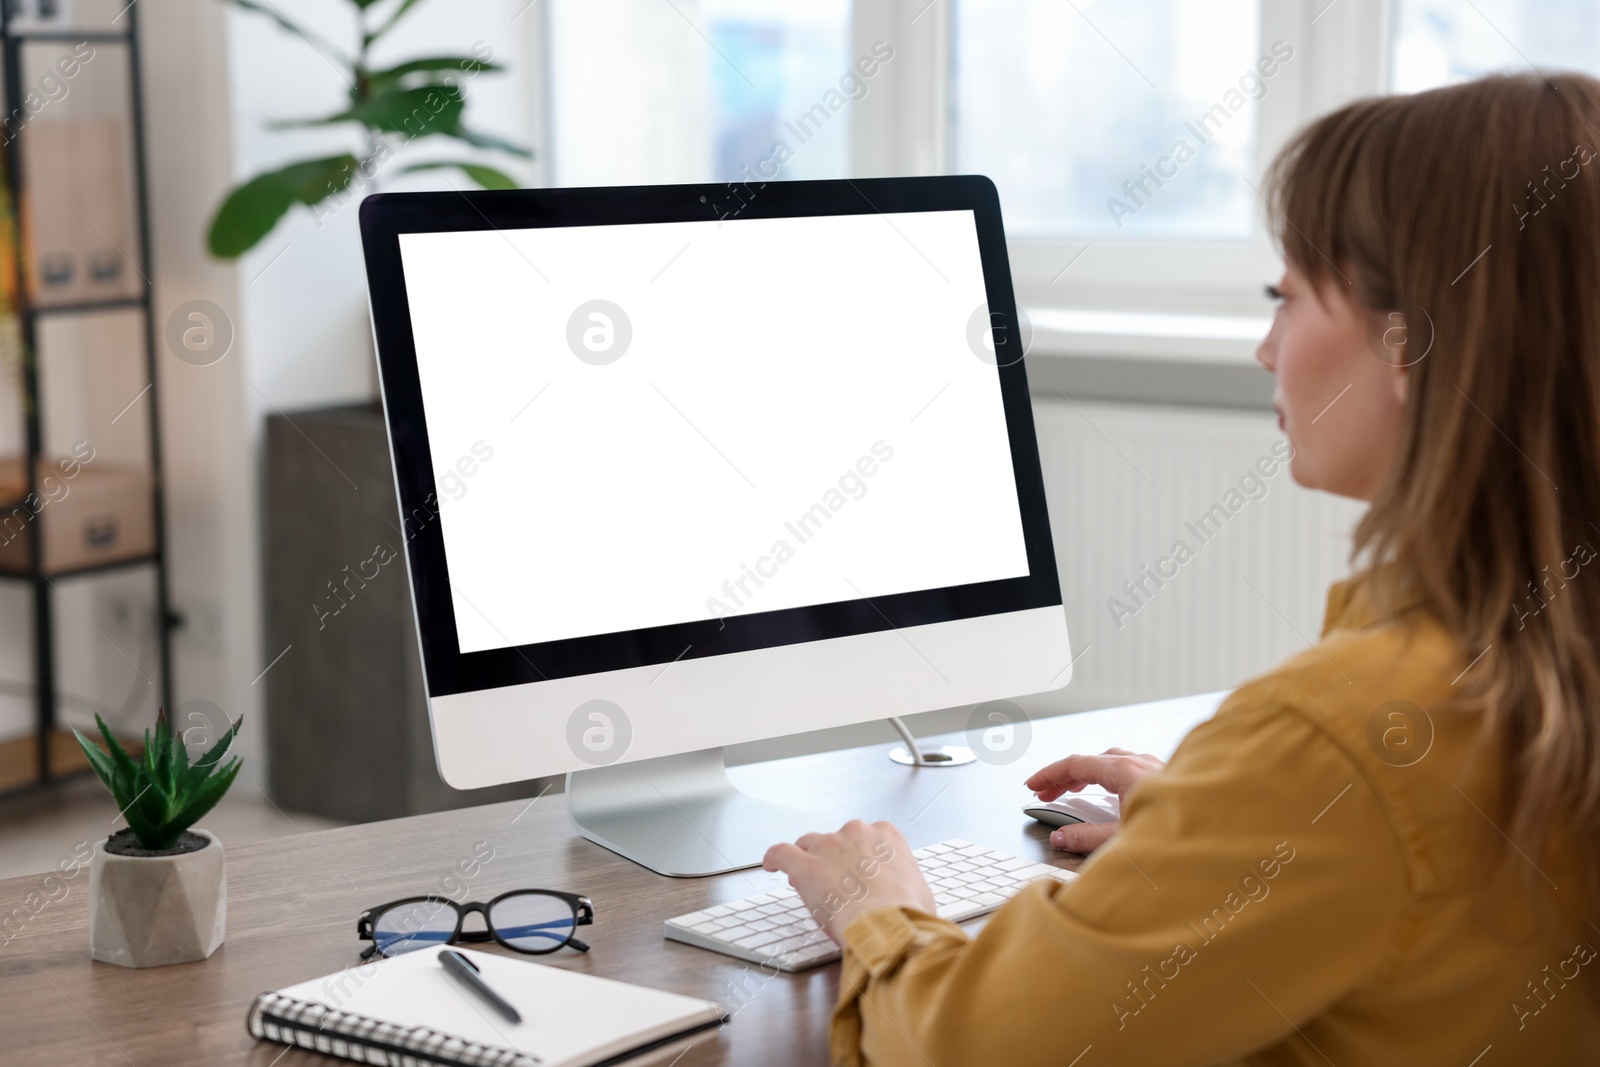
[663,838,1077,972]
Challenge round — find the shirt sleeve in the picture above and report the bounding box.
[830,697,1412,1067]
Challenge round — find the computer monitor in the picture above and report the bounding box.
[359,176,1071,876]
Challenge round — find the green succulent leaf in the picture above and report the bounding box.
[207,154,360,258]
[399,160,519,190]
[166,760,244,842]
[72,726,117,794]
[184,714,244,794]
[174,714,191,773]
[96,714,142,810]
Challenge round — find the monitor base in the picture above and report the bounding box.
[566,748,825,877]
[888,745,977,767]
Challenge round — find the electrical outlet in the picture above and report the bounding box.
[176,599,222,652]
[101,591,155,637]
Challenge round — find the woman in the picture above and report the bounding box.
[765,72,1600,1065]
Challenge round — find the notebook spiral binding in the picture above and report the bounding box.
[247,991,541,1067]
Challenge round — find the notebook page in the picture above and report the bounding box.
[273,946,724,1067]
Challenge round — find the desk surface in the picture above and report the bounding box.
[0,692,1222,1066]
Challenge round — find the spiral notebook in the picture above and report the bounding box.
[246,946,727,1067]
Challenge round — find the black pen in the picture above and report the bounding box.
[439,949,522,1024]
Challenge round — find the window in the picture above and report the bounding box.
[541,1,1600,328]
[547,0,851,187]
[1393,0,1600,91]
[952,0,1265,239]
[943,0,1302,317]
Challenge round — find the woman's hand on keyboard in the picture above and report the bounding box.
[762,819,936,944]
[1024,748,1166,853]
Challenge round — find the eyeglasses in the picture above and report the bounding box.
[357,890,594,961]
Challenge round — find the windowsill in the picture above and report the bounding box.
[1020,307,1274,412]
[1024,307,1269,365]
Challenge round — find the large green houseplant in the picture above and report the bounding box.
[208,0,529,258]
[74,708,244,967]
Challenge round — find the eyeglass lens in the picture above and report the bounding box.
[487,892,577,952]
[372,899,457,956]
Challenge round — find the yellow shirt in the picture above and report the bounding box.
[834,577,1599,1065]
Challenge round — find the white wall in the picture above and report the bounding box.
[140,0,256,774]
[116,1,542,790]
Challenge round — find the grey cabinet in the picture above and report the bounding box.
[264,405,554,821]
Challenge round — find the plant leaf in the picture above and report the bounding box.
[399,160,519,190]
[152,707,173,794]
[165,760,244,843]
[72,726,117,794]
[133,777,178,845]
[366,55,500,95]
[454,126,533,159]
[174,712,191,774]
[284,84,467,138]
[184,714,243,795]
[120,804,167,850]
[207,155,360,258]
[96,714,144,814]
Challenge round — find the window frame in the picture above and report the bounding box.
[855,0,1395,322]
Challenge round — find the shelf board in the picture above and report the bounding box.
[26,294,148,318]
[4,30,131,44]
[0,552,158,583]
[0,727,145,796]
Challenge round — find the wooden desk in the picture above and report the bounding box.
[0,693,1222,1066]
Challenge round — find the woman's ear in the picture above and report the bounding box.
[1375,309,1417,405]
[1378,310,1410,365]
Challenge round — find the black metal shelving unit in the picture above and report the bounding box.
[0,2,174,791]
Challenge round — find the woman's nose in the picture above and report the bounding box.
[1256,313,1282,373]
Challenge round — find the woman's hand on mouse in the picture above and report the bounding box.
[1025,747,1166,853]
[763,820,934,944]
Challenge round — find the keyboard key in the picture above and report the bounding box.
[733,930,783,950]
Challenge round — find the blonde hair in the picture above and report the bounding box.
[1265,72,1600,911]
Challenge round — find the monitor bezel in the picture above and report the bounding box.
[359,175,1062,698]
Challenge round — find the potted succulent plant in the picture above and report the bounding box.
[73,708,244,968]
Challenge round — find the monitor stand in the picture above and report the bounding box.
[565,747,825,877]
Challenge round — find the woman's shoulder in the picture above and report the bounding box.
[1195,614,1486,893]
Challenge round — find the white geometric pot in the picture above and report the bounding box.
[88,828,226,968]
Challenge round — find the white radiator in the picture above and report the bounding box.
[1031,397,1366,713]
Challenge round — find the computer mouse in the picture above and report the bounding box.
[1022,793,1121,828]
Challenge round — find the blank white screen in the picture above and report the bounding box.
[399,209,1030,653]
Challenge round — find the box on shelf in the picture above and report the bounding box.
[22,119,138,307]
[0,456,154,575]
